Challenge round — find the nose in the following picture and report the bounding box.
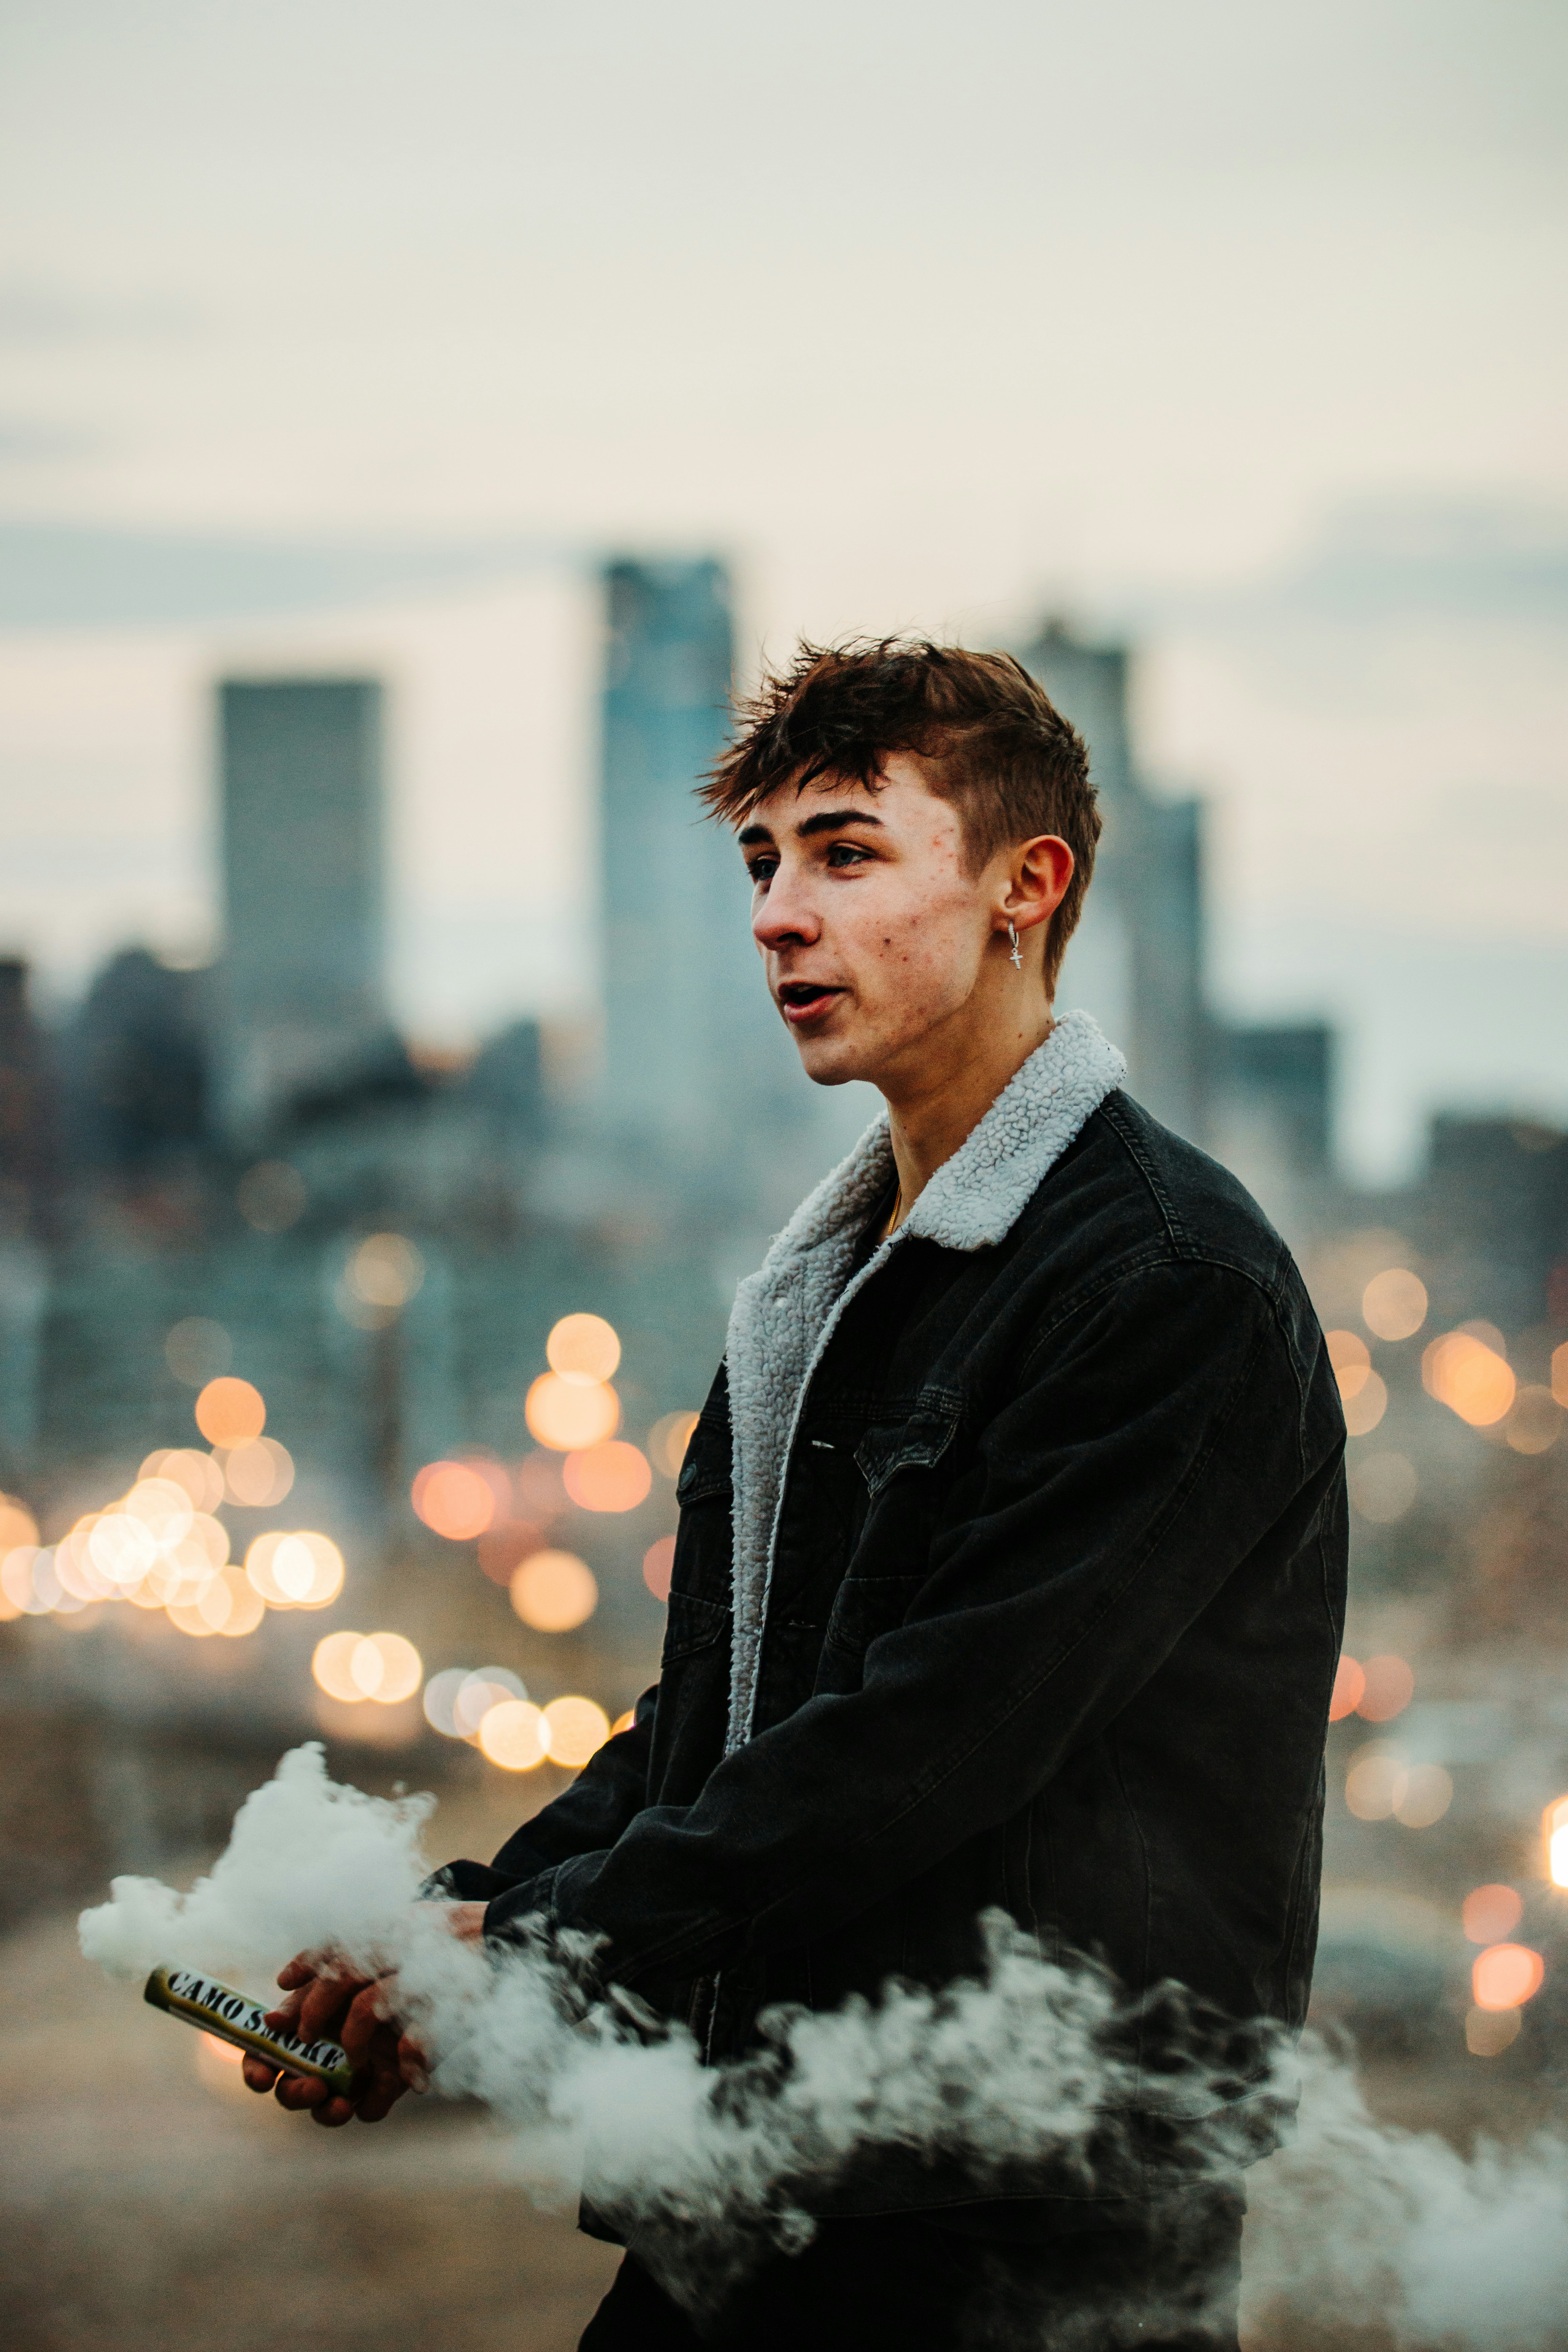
[752,863,822,955]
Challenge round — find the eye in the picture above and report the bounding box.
[825,841,872,868]
[745,853,779,885]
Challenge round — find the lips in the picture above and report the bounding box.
[777,981,844,1025]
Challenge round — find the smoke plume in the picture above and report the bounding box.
[80,1746,1568,2342]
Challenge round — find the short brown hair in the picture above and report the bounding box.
[700,638,1099,993]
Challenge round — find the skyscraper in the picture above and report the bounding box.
[1019,622,1205,1142]
[216,678,388,1137]
[597,561,820,1212]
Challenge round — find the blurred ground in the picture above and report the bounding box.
[1,1799,621,2352]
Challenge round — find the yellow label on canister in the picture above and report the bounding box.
[144,1965,356,2096]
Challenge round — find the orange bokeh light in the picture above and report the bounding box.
[1328,1655,1365,1721]
[1362,1268,1428,1342]
[1471,1943,1544,2012]
[542,1695,611,1767]
[1356,1654,1414,1722]
[546,1313,621,1386]
[1422,1331,1516,1427]
[510,1549,597,1632]
[413,1461,497,1541]
[195,1377,266,1448]
[643,1535,676,1601]
[1326,1329,1371,1400]
[525,1373,620,1452]
[563,1441,652,1514]
[1462,1885,1523,1945]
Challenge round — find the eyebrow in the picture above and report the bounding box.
[736,808,885,848]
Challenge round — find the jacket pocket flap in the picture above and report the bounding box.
[662,1589,731,1663]
[853,1397,961,1498]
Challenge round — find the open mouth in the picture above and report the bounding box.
[777,981,843,1024]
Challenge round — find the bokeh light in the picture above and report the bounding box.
[1505,1385,1562,1455]
[477,1521,545,1586]
[1342,1372,1388,1437]
[1345,1751,1405,1820]
[1392,1764,1451,1828]
[220,1438,294,1508]
[0,1494,40,1552]
[1422,1330,1516,1427]
[1471,1944,1544,2011]
[237,1160,307,1233]
[1463,1885,1523,1944]
[546,1313,620,1386]
[196,1567,266,1638]
[195,1376,266,1447]
[1,1547,54,1615]
[515,1451,567,1516]
[453,1666,527,1739]
[610,1708,636,1736]
[525,1373,619,1451]
[1361,1268,1428,1342]
[124,1478,195,1548]
[412,1460,497,1540]
[478,1698,550,1769]
[1544,1796,1568,1890]
[563,1441,651,1513]
[1356,1655,1414,1721]
[246,1530,344,1609]
[89,1513,156,1586]
[1466,2006,1522,2058]
[164,1317,232,1387]
[1347,1452,1417,1524]
[647,1411,700,1479]
[1328,1655,1365,1721]
[1553,1343,1568,1409]
[142,1447,226,1514]
[350,1632,422,1703]
[542,1695,610,1767]
[643,1536,676,1602]
[348,1232,424,1309]
[1325,1329,1371,1399]
[510,1549,597,1632]
[312,1631,366,1701]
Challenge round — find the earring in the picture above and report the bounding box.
[1007,921,1023,970]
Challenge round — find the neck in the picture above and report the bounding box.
[880,997,1056,1233]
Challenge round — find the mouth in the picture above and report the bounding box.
[777,981,845,1027]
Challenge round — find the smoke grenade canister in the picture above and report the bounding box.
[144,1965,356,2095]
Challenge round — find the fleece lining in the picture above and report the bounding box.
[721,1008,1127,1751]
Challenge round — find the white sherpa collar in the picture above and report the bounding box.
[722,1008,1127,1750]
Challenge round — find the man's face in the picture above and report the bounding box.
[739,754,1009,1091]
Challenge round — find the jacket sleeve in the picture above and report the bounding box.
[484,1261,1342,1989]
[429,1682,658,1902]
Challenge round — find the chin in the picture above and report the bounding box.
[791,1033,871,1089]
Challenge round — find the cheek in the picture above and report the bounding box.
[856,888,980,1007]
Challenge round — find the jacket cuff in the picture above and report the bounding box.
[419,1858,522,1905]
[482,1865,560,1950]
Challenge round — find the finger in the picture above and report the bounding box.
[397,2030,430,2092]
[353,2067,409,2123]
[242,2055,281,2095]
[273,2068,330,2112]
[309,2093,357,2128]
[275,1954,320,1990]
[262,1985,307,2034]
[297,1972,365,2045]
[340,1980,391,2065]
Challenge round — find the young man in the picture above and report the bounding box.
[250,642,1346,2349]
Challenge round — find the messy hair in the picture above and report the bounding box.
[700,638,1099,993]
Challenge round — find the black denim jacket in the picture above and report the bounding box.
[442,1082,1347,2207]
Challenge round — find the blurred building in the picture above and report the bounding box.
[216,678,391,1140]
[1020,621,1205,1142]
[596,558,868,1232]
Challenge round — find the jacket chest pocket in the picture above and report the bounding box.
[668,1414,734,1615]
[853,1394,962,1501]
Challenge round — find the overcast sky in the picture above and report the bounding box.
[0,0,1564,1178]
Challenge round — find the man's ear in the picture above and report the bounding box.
[1004,834,1074,935]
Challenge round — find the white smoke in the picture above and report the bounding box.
[80,1746,1568,2343]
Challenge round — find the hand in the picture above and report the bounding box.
[240,1900,486,2126]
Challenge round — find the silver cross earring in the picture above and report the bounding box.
[1007,921,1023,970]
